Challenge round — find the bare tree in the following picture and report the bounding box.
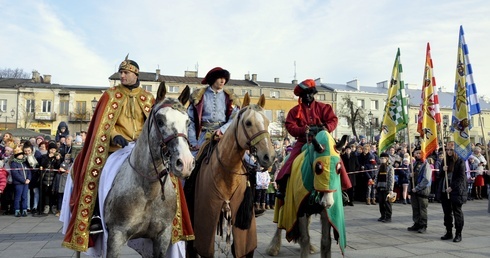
[0,68,30,79]
[18,103,36,128]
[336,95,367,141]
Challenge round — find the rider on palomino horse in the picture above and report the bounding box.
[275,79,339,200]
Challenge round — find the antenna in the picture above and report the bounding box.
[294,61,297,80]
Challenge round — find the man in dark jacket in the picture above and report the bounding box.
[341,145,359,206]
[438,142,467,242]
[407,147,432,233]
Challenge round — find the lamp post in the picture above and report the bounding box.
[368,111,373,143]
[442,115,449,144]
[91,97,98,113]
[0,108,15,130]
[279,110,286,139]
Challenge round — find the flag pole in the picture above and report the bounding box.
[439,122,449,199]
[404,97,415,188]
[478,113,490,213]
[478,114,489,165]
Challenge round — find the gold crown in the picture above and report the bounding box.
[118,54,139,74]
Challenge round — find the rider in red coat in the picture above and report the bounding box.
[275,79,338,198]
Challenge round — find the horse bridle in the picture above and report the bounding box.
[129,101,189,184]
[235,106,270,154]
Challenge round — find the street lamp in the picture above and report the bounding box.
[91,97,98,113]
[0,108,15,130]
[442,115,449,144]
[368,111,373,143]
[279,110,286,138]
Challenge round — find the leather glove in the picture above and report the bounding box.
[113,135,128,148]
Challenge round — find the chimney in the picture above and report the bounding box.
[274,78,279,83]
[346,79,360,91]
[155,69,161,81]
[244,74,250,81]
[376,81,388,89]
[32,70,41,83]
[251,74,257,81]
[184,71,198,77]
[292,79,298,85]
[43,75,51,84]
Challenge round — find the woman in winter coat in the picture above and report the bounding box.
[39,142,61,214]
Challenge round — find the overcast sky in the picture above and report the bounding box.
[2,0,490,98]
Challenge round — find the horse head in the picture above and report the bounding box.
[236,93,275,169]
[148,83,195,179]
[310,131,347,209]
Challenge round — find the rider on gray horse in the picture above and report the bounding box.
[62,56,155,252]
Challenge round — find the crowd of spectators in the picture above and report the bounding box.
[0,122,84,217]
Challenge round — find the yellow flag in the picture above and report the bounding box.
[417,43,441,161]
[379,48,408,153]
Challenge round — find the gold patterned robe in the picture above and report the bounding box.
[62,85,154,251]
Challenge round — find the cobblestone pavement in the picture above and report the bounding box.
[1,198,489,257]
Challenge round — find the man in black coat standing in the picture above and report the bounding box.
[438,141,467,242]
[341,145,359,206]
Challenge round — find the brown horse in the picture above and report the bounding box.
[188,93,276,257]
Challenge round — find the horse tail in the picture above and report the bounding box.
[235,181,254,230]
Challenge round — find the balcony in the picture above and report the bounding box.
[34,112,57,121]
[68,112,92,122]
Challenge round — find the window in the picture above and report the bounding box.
[42,100,52,112]
[76,101,87,114]
[317,94,326,101]
[357,99,365,108]
[470,116,474,127]
[142,84,152,92]
[340,117,348,126]
[26,99,35,113]
[264,110,273,121]
[59,100,69,115]
[0,99,6,112]
[270,91,280,98]
[371,100,379,110]
[168,86,179,93]
[241,89,252,96]
[443,114,449,125]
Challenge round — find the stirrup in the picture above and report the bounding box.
[89,215,103,235]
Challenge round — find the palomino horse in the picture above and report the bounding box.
[103,84,195,258]
[189,93,275,258]
[267,131,350,258]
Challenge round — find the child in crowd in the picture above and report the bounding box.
[398,157,411,204]
[255,167,271,211]
[54,154,72,217]
[467,155,478,201]
[10,146,31,217]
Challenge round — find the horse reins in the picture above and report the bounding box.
[215,106,270,175]
[128,102,189,198]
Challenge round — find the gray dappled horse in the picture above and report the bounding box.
[104,83,194,258]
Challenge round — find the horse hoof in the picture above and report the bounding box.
[266,246,279,256]
[309,244,318,254]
